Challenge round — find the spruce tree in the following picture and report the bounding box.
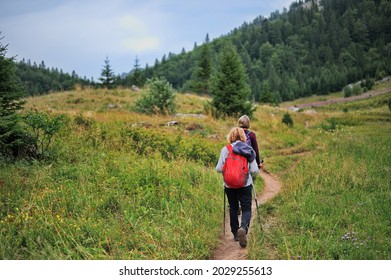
[191,43,212,94]
[0,35,28,157]
[99,57,115,89]
[131,56,144,87]
[210,42,254,117]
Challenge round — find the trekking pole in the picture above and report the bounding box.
[252,186,262,231]
[223,186,226,235]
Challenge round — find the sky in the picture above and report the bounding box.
[0,0,293,80]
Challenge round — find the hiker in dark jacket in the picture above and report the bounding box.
[216,127,259,248]
[237,115,263,170]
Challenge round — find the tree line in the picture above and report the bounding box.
[8,0,391,104]
[13,55,145,96]
[141,0,391,104]
[15,59,94,96]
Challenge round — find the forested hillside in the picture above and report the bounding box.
[143,0,391,103]
[15,59,93,96]
[12,0,391,103]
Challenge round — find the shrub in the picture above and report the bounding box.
[121,127,218,165]
[352,84,363,96]
[362,78,375,91]
[282,112,293,127]
[74,114,94,129]
[135,77,176,115]
[23,111,66,158]
[343,85,352,98]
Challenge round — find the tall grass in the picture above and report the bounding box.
[249,125,391,260]
[0,112,224,259]
[2,85,390,260]
[0,151,223,259]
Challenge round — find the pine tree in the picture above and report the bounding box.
[210,43,254,117]
[130,56,144,87]
[99,57,115,89]
[191,43,212,94]
[0,35,28,157]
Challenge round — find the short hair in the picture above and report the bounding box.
[226,127,246,143]
[237,115,250,129]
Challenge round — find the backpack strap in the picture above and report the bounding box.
[226,144,233,153]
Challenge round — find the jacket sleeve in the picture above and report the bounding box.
[250,132,262,165]
[216,146,228,173]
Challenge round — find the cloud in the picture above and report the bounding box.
[121,37,160,53]
[116,15,161,52]
[0,0,296,78]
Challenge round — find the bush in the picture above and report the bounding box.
[121,127,218,165]
[362,78,375,91]
[352,84,363,96]
[343,85,353,98]
[23,111,66,158]
[74,114,94,129]
[282,112,293,127]
[135,77,176,115]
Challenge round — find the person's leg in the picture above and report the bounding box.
[224,187,239,238]
[238,185,253,232]
[237,185,253,247]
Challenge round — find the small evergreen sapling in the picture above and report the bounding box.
[282,112,294,127]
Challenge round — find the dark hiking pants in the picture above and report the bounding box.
[225,184,253,235]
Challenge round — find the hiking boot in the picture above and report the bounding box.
[233,232,239,241]
[237,227,247,248]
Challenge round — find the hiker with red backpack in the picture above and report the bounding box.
[216,127,259,248]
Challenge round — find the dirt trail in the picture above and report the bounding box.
[212,170,282,260]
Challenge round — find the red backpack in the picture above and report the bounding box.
[222,144,249,188]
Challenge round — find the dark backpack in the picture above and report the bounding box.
[222,144,249,188]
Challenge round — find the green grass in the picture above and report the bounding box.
[1,83,390,260]
[249,123,391,260]
[0,144,223,259]
[0,115,224,259]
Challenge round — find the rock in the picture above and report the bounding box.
[131,85,140,92]
[107,103,118,109]
[167,121,179,126]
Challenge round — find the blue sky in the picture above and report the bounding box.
[0,0,292,80]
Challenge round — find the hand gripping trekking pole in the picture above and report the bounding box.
[252,186,262,231]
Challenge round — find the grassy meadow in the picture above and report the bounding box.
[0,82,390,259]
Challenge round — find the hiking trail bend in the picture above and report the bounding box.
[212,170,282,260]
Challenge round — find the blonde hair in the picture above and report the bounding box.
[237,115,251,129]
[226,127,246,143]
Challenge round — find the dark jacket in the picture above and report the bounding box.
[245,130,262,165]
